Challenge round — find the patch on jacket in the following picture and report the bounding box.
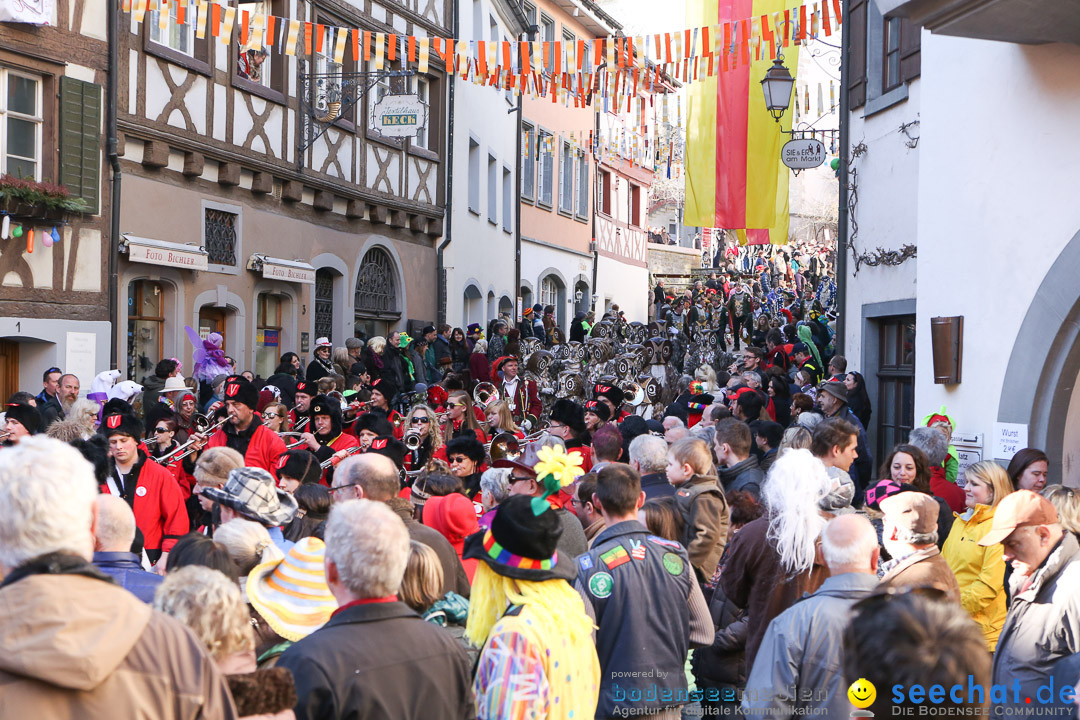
[629,539,646,561]
[588,571,614,598]
[600,545,630,569]
[578,555,594,571]
[647,535,681,549]
[662,552,685,576]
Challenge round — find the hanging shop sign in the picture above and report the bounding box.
[122,234,209,271]
[0,0,55,24]
[372,94,427,138]
[247,254,316,284]
[781,138,826,170]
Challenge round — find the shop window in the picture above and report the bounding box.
[256,293,282,379]
[128,280,163,381]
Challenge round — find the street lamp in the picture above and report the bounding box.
[761,55,795,123]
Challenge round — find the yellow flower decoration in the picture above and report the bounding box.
[534,444,585,488]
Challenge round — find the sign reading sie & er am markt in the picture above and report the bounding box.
[781,138,827,170]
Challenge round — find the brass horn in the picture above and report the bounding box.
[487,432,522,462]
[473,382,498,407]
[403,430,424,451]
[621,381,646,407]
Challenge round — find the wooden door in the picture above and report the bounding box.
[0,341,19,403]
[199,308,228,350]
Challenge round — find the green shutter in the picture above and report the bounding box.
[58,77,102,214]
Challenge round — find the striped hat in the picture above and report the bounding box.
[246,537,338,642]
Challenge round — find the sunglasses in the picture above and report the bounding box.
[154,427,170,433]
[411,417,431,424]
[448,456,470,464]
[446,403,462,409]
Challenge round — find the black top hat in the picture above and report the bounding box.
[550,398,586,434]
[363,435,407,469]
[223,376,259,410]
[462,494,575,582]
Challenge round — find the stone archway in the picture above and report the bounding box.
[998,227,1080,486]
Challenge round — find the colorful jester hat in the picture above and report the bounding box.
[530,444,585,515]
[922,405,956,430]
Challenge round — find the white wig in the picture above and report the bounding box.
[761,448,832,576]
[0,437,99,570]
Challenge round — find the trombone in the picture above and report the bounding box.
[319,444,364,469]
[156,413,229,463]
[278,432,309,450]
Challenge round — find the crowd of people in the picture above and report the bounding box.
[2,275,1080,719]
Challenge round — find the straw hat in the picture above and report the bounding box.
[246,537,338,642]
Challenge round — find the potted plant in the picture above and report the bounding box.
[0,175,90,219]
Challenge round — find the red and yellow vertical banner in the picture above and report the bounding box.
[686,0,798,245]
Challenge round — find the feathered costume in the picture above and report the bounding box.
[185,326,233,385]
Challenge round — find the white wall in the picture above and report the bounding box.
[842,76,920,375]
[521,239,592,331]
[595,255,648,322]
[444,0,519,328]
[913,36,1080,447]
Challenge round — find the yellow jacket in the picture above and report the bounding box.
[942,503,1007,650]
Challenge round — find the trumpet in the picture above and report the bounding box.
[403,430,424,451]
[156,414,229,463]
[0,430,11,442]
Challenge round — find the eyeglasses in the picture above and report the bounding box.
[263,412,280,419]
[411,417,431,424]
[329,482,362,495]
[510,474,534,483]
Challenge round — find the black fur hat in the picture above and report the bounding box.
[307,394,343,439]
[550,398,586,434]
[354,411,395,437]
[4,402,41,435]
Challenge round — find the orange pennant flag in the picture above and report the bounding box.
[265,15,275,46]
[387,34,397,61]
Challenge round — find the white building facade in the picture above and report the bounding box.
[844,0,1080,484]
[443,0,527,330]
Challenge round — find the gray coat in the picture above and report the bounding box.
[742,572,880,718]
[992,532,1080,713]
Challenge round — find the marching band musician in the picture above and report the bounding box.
[146,415,197,501]
[289,381,316,426]
[100,407,188,570]
[491,356,541,427]
[353,412,397,451]
[366,377,404,439]
[2,402,40,445]
[592,383,629,423]
[483,400,524,439]
[583,400,611,433]
[402,404,444,471]
[440,390,487,445]
[189,376,286,476]
[274,449,322,494]
[445,435,486,500]
[546,399,593,473]
[298,394,359,483]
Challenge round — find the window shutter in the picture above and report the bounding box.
[899,17,921,83]
[847,0,868,110]
[59,77,102,214]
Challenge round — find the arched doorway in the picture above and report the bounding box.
[486,291,496,322]
[539,274,566,329]
[520,285,533,311]
[998,227,1080,486]
[499,295,514,318]
[354,247,400,340]
[463,284,483,327]
[574,280,590,316]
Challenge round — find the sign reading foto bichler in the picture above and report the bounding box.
[372,94,427,138]
[781,138,827,170]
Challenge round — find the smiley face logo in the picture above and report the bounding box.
[848,678,876,709]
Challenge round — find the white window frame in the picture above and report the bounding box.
[575,149,589,221]
[237,0,273,88]
[558,140,573,214]
[201,199,243,275]
[149,1,195,56]
[487,152,498,225]
[540,14,555,73]
[366,58,389,131]
[540,276,558,308]
[0,69,43,181]
[468,137,481,215]
[502,164,512,234]
[410,75,431,150]
[537,127,553,208]
[521,122,535,202]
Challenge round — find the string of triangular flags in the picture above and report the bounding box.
[127,0,842,107]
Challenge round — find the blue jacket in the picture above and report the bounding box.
[575,520,694,718]
[92,551,163,603]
